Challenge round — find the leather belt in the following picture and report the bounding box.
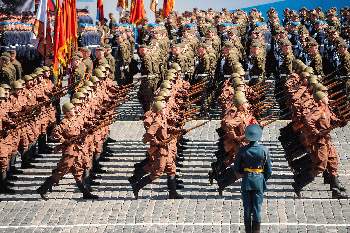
[244,168,263,173]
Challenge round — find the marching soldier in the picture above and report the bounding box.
[36,103,99,200]
[0,56,15,85]
[293,91,348,199]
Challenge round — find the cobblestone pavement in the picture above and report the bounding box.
[1,85,350,233]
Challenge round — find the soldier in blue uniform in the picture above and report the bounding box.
[233,124,272,233]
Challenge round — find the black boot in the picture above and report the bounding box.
[217,168,238,196]
[83,170,96,192]
[99,155,110,162]
[244,220,252,233]
[176,156,185,162]
[9,154,23,175]
[36,176,56,200]
[167,176,184,199]
[252,221,260,233]
[38,135,52,154]
[131,175,153,200]
[0,172,15,194]
[323,170,330,184]
[292,172,314,198]
[20,148,36,169]
[176,179,184,184]
[128,168,147,184]
[92,154,106,173]
[46,126,58,143]
[106,137,117,143]
[76,179,99,199]
[30,141,43,159]
[332,189,349,199]
[330,176,347,192]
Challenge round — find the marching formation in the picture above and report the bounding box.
[0,3,349,213]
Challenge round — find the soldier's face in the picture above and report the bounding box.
[44,71,51,78]
[14,88,23,96]
[26,80,33,88]
[338,46,347,54]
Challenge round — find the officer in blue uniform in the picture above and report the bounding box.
[233,124,272,233]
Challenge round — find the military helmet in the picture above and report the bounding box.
[94,69,105,78]
[313,91,327,102]
[0,87,5,93]
[304,66,314,74]
[18,79,25,85]
[299,64,307,71]
[235,86,246,92]
[231,73,241,79]
[73,92,85,99]
[84,80,94,87]
[166,75,175,81]
[152,101,166,112]
[35,67,44,73]
[42,66,50,71]
[90,76,100,83]
[103,63,111,69]
[77,88,88,94]
[155,96,165,102]
[233,93,247,107]
[13,81,23,89]
[83,86,92,91]
[97,65,106,72]
[35,71,44,76]
[30,73,37,78]
[158,90,170,97]
[160,82,172,89]
[71,98,82,105]
[0,91,5,98]
[313,83,328,92]
[62,103,74,114]
[24,75,33,81]
[307,75,318,85]
[237,68,246,76]
[170,63,181,72]
[300,72,310,79]
[167,69,177,74]
[1,84,10,89]
[233,77,244,87]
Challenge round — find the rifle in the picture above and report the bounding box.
[191,80,208,89]
[330,96,346,107]
[319,67,343,82]
[104,96,130,112]
[119,81,139,90]
[340,106,350,115]
[54,109,125,153]
[184,106,200,116]
[255,83,272,92]
[258,113,275,123]
[255,105,273,117]
[147,121,209,155]
[187,88,204,97]
[253,97,272,108]
[325,80,340,89]
[261,118,278,128]
[257,101,273,111]
[51,83,75,96]
[328,90,344,99]
[190,82,208,91]
[184,96,201,108]
[305,116,350,145]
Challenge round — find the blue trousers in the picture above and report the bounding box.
[242,190,264,221]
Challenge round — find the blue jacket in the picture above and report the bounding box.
[233,141,272,191]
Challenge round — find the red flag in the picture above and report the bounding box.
[130,0,145,25]
[97,0,104,21]
[53,0,66,75]
[162,0,174,19]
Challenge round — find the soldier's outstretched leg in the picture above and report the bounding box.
[36,176,56,200]
[9,153,22,175]
[20,148,35,169]
[38,135,51,154]
[217,167,238,196]
[76,179,99,199]
[128,168,147,184]
[83,170,96,192]
[30,141,43,159]
[330,176,348,199]
[292,171,314,198]
[167,176,184,199]
[209,161,227,185]
[0,170,15,194]
[131,175,153,200]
